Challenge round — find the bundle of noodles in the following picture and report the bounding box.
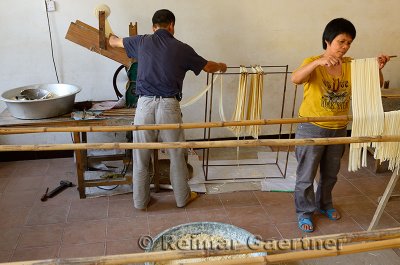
[349,58,384,171]
[246,65,264,139]
[374,111,400,174]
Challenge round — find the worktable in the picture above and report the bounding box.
[0,106,160,199]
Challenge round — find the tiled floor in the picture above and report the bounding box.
[1,146,400,264]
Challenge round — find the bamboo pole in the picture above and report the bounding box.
[4,227,400,265]
[1,135,400,152]
[185,237,400,265]
[0,115,351,135]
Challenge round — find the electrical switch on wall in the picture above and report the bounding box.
[46,0,56,12]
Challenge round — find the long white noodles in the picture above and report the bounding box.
[349,58,384,171]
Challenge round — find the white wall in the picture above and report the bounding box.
[1,0,399,144]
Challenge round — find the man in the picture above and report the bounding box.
[109,9,227,209]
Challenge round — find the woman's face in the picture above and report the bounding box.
[326,33,353,58]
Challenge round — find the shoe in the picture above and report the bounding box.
[185,191,198,207]
[320,208,341,220]
[298,217,314,233]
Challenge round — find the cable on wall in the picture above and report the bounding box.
[44,0,60,83]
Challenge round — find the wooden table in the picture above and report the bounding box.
[0,107,160,199]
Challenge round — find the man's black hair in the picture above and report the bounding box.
[322,18,356,49]
[152,9,175,27]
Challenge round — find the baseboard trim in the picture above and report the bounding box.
[0,150,74,162]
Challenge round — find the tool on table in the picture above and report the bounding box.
[41,180,75,201]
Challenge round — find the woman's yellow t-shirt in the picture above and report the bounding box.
[296,56,352,129]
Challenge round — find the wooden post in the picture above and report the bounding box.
[368,168,400,230]
[73,132,86,198]
[129,22,137,36]
[98,11,106,49]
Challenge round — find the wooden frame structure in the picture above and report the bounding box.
[65,12,138,67]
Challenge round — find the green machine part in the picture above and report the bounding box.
[125,62,139,108]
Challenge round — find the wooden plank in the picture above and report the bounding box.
[84,176,132,187]
[65,21,131,66]
[75,20,98,31]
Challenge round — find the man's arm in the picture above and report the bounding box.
[203,61,227,73]
[108,34,124,48]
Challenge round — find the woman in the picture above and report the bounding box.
[291,18,390,232]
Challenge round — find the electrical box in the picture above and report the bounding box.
[46,0,56,12]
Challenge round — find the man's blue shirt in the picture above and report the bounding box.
[123,29,207,97]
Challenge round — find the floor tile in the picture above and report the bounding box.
[263,203,297,224]
[0,206,31,229]
[187,209,230,223]
[62,220,107,245]
[253,190,294,206]
[185,193,223,212]
[106,238,145,255]
[25,204,69,226]
[106,217,149,241]
[13,160,50,178]
[4,175,46,192]
[59,242,105,258]
[0,250,12,263]
[332,179,363,197]
[348,176,390,197]
[11,245,59,262]
[0,162,17,177]
[384,200,400,223]
[0,190,40,208]
[0,227,21,251]
[18,224,64,249]
[0,177,10,193]
[148,212,189,237]
[225,205,271,227]
[346,207,400,230]
[238,223,282,241]
[108,198,147,218]
[219,191,260,208]
[67,199,108,222]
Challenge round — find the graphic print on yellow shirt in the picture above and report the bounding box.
[297,56,352,129]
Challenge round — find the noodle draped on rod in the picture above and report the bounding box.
[374,111,400,174]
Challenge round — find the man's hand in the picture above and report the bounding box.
[203,61,227,73]
[218,63,227,73]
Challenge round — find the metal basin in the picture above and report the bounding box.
[145,222,264,265]
[1,84,81,119]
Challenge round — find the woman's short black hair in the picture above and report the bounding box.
[322,18,356,49]
[152,9,175,27]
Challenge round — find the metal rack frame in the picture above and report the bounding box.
[201,65,297,181]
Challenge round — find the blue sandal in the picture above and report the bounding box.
[298,217,314,233]
[320,208,341,220]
